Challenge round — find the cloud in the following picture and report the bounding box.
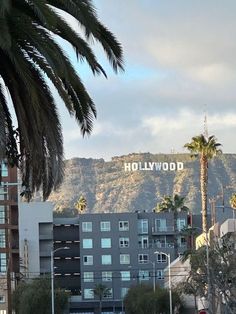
[57,0,236,159]
[143,111,236,136]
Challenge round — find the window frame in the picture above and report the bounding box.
[101,254,112,265]
[83,272,94,282]
[120,254,130,265]
[83,255,93,265]
[100,221,111,232]
[101,238,111,248]
[119,221,129,231]
[82,238,93,249]
[102,271,112,282]
[82,222,92,232]
[119,237,130,248]
[138,253,149,264]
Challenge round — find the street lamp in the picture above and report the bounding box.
[191,227,212,314]
[154,251,172,314]
[51,246,69,314]
[149,261,156,292]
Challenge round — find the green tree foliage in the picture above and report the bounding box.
[229,193,236,209]
[156,194,189,213]
[12,278,68,314]
[179,237,236,313]
[156,194,189,257]
[124,284,183,314]
[184,135,222,232]
[0,0,124,200]
[93,283,111,314]
[74,195,87,214]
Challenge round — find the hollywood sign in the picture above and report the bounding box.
[124,161,184,172]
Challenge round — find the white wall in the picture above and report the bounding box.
[19,202,53,277]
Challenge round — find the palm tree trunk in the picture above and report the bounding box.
[173,210,178,258]
[200,155,208,233]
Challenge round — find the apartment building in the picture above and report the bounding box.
[0,162,19,314]
[68,210,190,313]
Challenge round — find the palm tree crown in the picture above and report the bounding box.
[0,0,124,199]
[156,194,189,213]
[184,134,222,232]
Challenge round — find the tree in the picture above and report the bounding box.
[12,277,68,314]
[0,1,124,200]
[184,135,222,233]
[179,237,236,314]
[93,283,111,314]
[156,194,189,257]
[229,193,236,210]
[74,195,87,214]
[124,284,183,314]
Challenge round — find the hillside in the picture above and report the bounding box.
[48,153,236,216]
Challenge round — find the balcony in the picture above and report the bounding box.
[152,226,174,234]
[138,242,174,249]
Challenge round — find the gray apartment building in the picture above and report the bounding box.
[62,210,191,313]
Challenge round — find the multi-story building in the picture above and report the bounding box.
[17,202,191,314]
[68,210,190,313]
[0,162,19,314]
[53,218,80,294]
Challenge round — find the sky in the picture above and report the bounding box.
[58,0,236,160]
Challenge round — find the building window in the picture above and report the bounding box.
[119,221,129,231]
[82,222,92,232]
[101,238,111,248]
[138,254,149,264]
[156,253,167,263]
[0,230,5,248]
[138,219,148,234]
[102,271,112,281]
[102,255,112,265]
[156,269,164,280]
[120,254,130,264]
[120,271,130,281]
[178,236,187,248]
[139,270,150,281]
[0,206,5,224]
[177,218,186,231]
[0,295,5,303]
[82,239,93,249]
[155,219,167,232]
[84,289,94,299]
[83,272,94,282]
[83,255,93,265]
[0,187,7,201]
[103,288,113,299]
[100,221,111,232]
[138,236,149,248]
[121,287,129,298]
[1,163,8,177]
[119,237,129,248]
[0,253,7,273]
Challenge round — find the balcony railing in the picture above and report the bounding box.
[152,226,174,233]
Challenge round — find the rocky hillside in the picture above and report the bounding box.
[48,153,236,216]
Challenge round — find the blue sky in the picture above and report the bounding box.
[59,0,236,160]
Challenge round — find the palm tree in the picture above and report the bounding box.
[93,283,111,314]
[184,135,222,233]
[229,193,236,209]
[156,194,189,257]
[0,1,124,200]
[74,195,87,214]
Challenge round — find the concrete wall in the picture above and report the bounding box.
[19,201,53,277]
